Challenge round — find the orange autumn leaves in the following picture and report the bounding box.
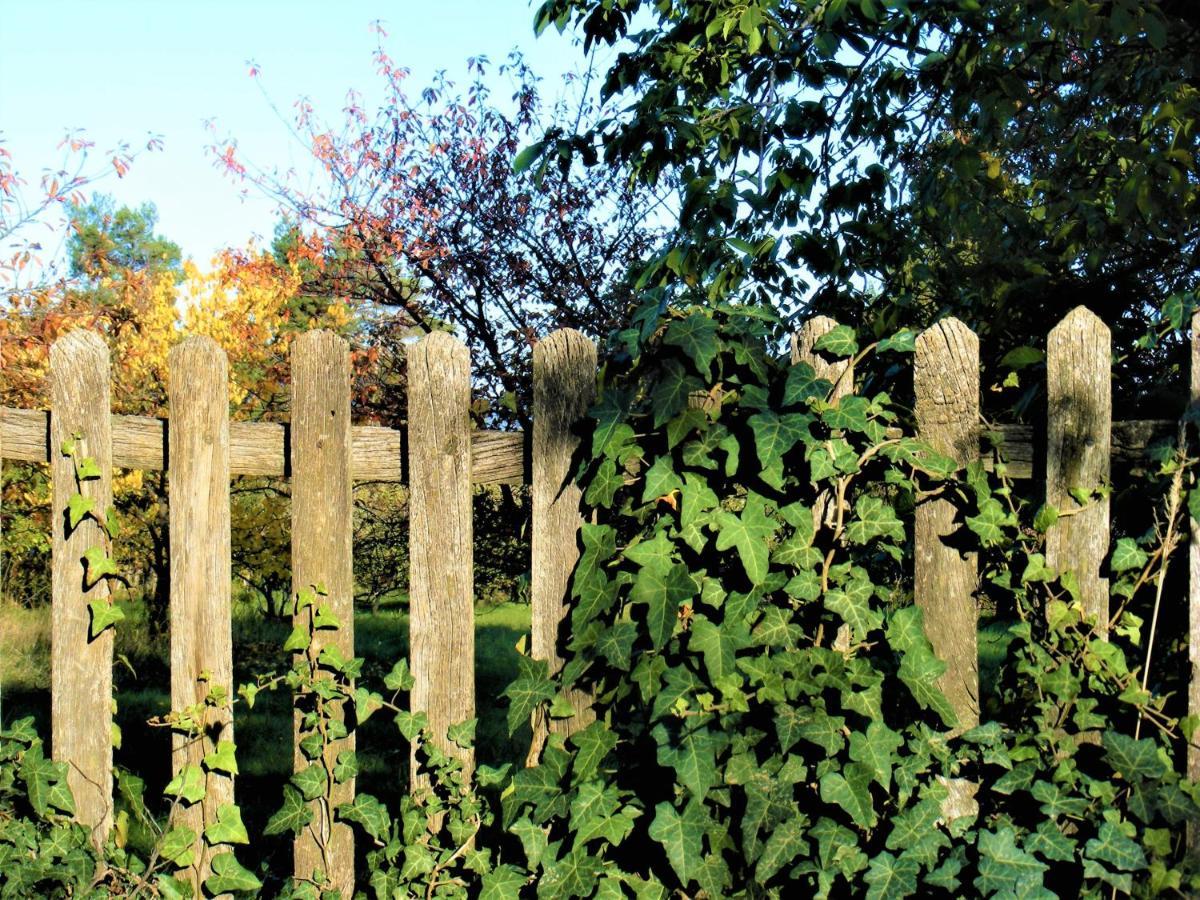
[1,247,353,420]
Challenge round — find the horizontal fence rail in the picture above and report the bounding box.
[0,406,1177,484]
[2,306,1199,885]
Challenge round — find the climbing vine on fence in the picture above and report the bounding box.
[2,302,1200,897]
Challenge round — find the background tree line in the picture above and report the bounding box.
[0,49,667,623]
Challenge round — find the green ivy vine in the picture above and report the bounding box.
[3,304,1200,897]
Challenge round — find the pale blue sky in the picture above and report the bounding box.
[0,0,586,272]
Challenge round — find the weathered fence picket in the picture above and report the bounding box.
[1046,307,1113,633]
[3,308,1198,878]
[532,329,597,741]
[791,314,853,397]
[914,318,981,730]
[290,331,355,893]
[49,330,114,844]
[168,336,235,891]
[407,331,475,786]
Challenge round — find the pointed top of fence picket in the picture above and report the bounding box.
[169,332,226,361]
[790,315,841,364]
[49,327,107,364]
[294,326,350,356]
[915,316,979,359]
[536,328,596,369]
[1049,305,1109,341]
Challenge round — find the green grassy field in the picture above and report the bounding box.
[0,596,532,861]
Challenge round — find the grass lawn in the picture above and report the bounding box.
[0,596,532,872]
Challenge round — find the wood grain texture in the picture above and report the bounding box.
[1046,306,1112,633]
[407,332,474,787]
[50,330,113,844]
[1,406,1172,483]
[914,318,980,731]
[532,330,597,740]
[792,315,854,398]
[290,331,355,894]
[1190,312,1200,849]
[168,337,234,893]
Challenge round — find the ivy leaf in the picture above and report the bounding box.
[570,722,619,782]
[264,784,313,837]
[966,497,1009,546]
[749,411,811,469]
[714,494,777,585]
[864,850,920,899]
[354,687,384,722]
[585,458,625,507]
[1102,731,1168,780]
[204,852,262,895]
[502,659,556,736]
[203,803,249,846]
[507,749,569,826]
[282,625,310,653]
[333,750,358,784]
[877,328,916,353]
[570,780,632,845]
[480,865,528,899]
[82,546,118,588]
[595,621,637,670]
[336,793,392,843]
[292,764,327,802]
[888,606,957,728]
[511,817,549,868]
[631,562,696,647]
[975,827,1048,895]
[1109,537,1148,573]
[655,723,723,801]
[689,614,749,682]
[820,763,877,830]
[642,455,683,504]
[447,719,477,750]
[591,390,634,459]
[813,324,858,358]
[647,800,707,884]
[20,743,74,817]
[1084,825,1147,873]
[663,312,720,374]
[784,363,831,406]
[76,456,102,480]
[624,528,676,569]
[383,658,414,692]
[164,764,206,805]
[825,571,882,643]
[88,599,125,638]
[821,395,870,432]
[650,359,704,426]
[202,740,239,776]
[66,494,95,530]
[312,605,341,630]
[755,815,808,882]
[541,847,600,897]
[848,721,903,790]
[844,495,903,545]
[157,826,197,867]
[884,793,949,867]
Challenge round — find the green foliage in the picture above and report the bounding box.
[501,303,1200,897]
[531,0,1199,413]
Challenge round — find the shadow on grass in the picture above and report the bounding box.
[0,602,531,887]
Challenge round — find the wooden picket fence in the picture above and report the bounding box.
[0,306,1196,893]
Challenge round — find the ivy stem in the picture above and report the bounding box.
[1133,428,1187,740]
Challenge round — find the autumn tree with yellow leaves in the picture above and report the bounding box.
[0,198,361,619]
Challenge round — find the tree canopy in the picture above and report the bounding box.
[532,0,1199,406]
